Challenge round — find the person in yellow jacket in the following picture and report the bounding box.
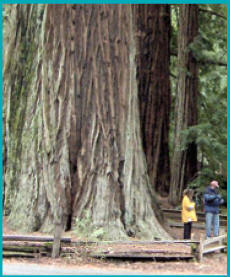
[182,189,197,239]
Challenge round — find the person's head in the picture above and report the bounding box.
[210,180,219,190]
[183,188,194,200]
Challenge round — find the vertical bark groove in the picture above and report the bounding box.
[3,4,170,240]
[169,4,198,204]
[134,4,171,195]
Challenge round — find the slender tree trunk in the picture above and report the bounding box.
[3,4,170,240]
[134,4,171,196]
[3,107,6,210]
[169,4,199,204]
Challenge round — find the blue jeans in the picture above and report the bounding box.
[205,212,219,238]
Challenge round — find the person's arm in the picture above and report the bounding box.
[187,205,193,211]
[183,197,194,211]
[217,194,224,205]
[204,193,217,202]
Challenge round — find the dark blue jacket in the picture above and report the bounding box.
[204,187,224,214]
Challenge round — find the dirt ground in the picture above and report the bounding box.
[2,216,227,275]
[3,253,227,275]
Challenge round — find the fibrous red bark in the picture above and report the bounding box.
[3,4,170,240]
[134,4,171,195]
[169,4,199,204]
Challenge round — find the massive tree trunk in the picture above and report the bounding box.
[169,4,199,204]
[134,4,171,195]
[3,4,170,240]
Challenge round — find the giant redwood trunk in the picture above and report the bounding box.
[169,4,198,204]
[134,4,171,195]
[3,4,170,239]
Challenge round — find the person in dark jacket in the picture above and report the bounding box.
[204,180,224,238]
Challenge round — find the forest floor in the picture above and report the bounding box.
[2,210,227,275]
[3,252,227,275]
[2,217,227,275]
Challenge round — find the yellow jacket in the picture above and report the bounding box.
[181,195,197,223]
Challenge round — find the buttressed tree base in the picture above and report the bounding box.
[3,4,171,240]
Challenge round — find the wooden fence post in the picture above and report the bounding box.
[52,223,63,258]
[197,238,203,262]
[220,236,225,253]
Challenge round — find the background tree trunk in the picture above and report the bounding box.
[3,4,170,240]
[169,4,199,204]
[134,4,171,196]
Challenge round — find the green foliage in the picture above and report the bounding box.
[191,5,226,65]
[74,210,107,241]
[191,243,198,253]
[170,4,227,196]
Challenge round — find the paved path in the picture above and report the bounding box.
[3,262,146,275]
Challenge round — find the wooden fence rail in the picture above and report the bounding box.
[3,235,199,245]
[2,235,71,243]
[162,209,227,220]
[161,209,227,220]
[2,236,200,260]
[162,209,227,226]
[2,234,227,262]
[196,234,227,262]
